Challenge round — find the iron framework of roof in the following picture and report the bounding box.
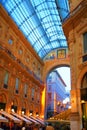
[0,0,69,59]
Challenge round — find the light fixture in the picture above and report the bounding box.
[11,108,14,113]
[29,110,33,116]
[1,109,3,111]
[81,100,85,104]
[57,101,60,106]
[36,112,39,117]
[68,106,71,109]
[21,111,24,115]
[30,112,32,116]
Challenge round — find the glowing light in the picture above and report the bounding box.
[11,109,14,113]
[68,106,71,109]
[21,111,24,115]
[81,100,85,103]
[30,113,33,116]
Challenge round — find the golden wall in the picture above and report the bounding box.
[69,0,82,12]
[0,5,44,118]
[63,0,87,130]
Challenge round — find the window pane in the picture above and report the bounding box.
[4,71,9,84]
[32,88,35,97]
[24,84,27,94]
[83,32,87,53]
[15,78,19,90]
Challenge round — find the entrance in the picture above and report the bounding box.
[81,73,87,130]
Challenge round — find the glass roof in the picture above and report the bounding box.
[0,0,69,59]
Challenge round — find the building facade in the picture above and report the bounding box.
[46,71,67,118]
[63,0,87,130]
[0,5,45,119]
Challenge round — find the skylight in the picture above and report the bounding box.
[0,0,69,59]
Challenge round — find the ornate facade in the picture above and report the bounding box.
[0,5,45,118]
[63,0,87,130]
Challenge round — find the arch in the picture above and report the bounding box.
[81,72,87,88]
[77,67,87,129]
[11,98,18,106]
[0,93,7,103]
[77,66,87,89]
[0,93,7,110]
[43,58,70,82]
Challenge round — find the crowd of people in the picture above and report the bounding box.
[0,121,45,130]
[0,121,71,130]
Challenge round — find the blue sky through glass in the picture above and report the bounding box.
[56,67,71,92]
[0,0,69,59]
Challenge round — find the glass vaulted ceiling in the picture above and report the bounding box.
[0,0,69,59]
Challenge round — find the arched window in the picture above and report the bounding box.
[15,78,19,94]
[81,73,87,101]
[4,71,9,89]
[24,84,28,97]
[81,73,87,129]
[81,72,87,89]
[83,32,87,54]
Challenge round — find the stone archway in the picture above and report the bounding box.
[43,58,70,82]
[0,93,7,110]
[42,58,70,119]
[77,66,87,89]
[76,66,87,130]
[10,98,18,113]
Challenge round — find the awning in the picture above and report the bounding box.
[37,117,45,125]
[11,112,31,124]
[22,115,39,125]
[0,115,8,122]
[45,109,71,124]
[45,119,70,124]
[0,111,21,123]
[53,109,71,120]
[29,116,45,125]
